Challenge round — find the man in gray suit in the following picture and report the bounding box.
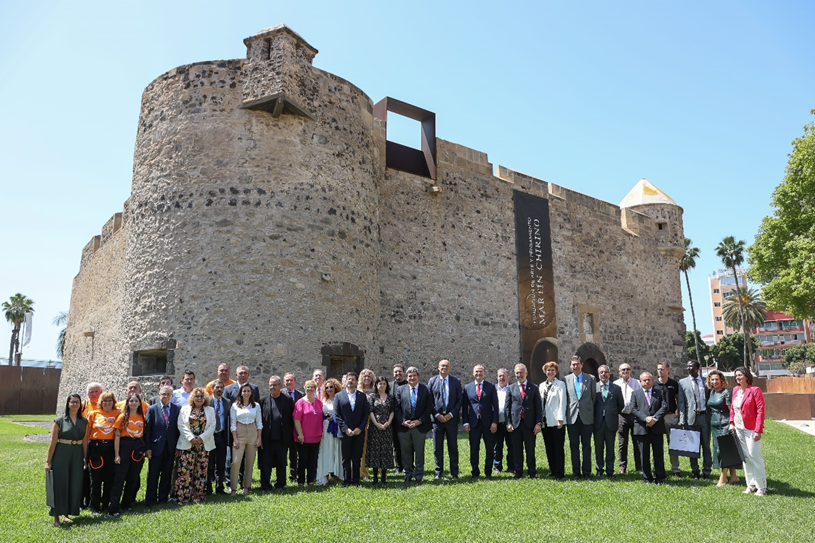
[564,355,596,480]
[428,359,463,480]
[678,360,712,480]
[395,367,434,483]
[594,365,624,478]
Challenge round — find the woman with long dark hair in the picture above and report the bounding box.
[729,367,767,496]
[230,383,262,495]
[45,394,88,527]
[108,393,147,515]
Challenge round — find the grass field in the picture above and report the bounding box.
[1,415,813,543]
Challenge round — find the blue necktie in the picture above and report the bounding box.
[411,387,417,416]
[575,376,582,400]
[442,378,448,412]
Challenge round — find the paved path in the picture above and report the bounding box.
[779,420,815,437]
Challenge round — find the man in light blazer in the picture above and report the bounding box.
[564,355,596,480]
[207,380,232,494]
[334,372,371,486]
[428,359,463,479]
[594,365,624,478]
[395,366,434,483]
[630,372,667,484]
[461,364,499,478]
[678,359,712,480]
[505,363,542,479]
[144,385,181,506]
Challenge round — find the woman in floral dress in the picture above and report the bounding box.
[366,376,394,485]
[175,388,215,504]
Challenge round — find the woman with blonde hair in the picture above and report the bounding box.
[175,387,215,504]
[85,391,121,515]
[706,370,738,487]
[357,369,376,480]
[316,378,343,485]
[539,361,567,479]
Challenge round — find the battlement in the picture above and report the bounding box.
[77,208,126,273]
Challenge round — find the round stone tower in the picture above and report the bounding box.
[122,25,382,378]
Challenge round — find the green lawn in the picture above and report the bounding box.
[2,415,813,542]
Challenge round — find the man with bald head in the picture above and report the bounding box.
[630,372,667,484]
[259,376,294,490]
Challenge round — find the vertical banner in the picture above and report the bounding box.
[513,190,557,382]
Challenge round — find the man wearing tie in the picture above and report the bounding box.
[144,386,180,506]
[505,363,542,479]
[334,372,370,486]
[207,380,232,494]
[630,372,667,484]
[462,364,499,478]
[564,355,596,480]
[678,360,712,480]
[594,365,624,478]
[395,367,433,483]
[428,359,463,480]
[614,363,642,474]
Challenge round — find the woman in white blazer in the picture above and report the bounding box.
[175,387,215,504]
[539,361,567,479]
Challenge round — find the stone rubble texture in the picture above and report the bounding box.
[59,25,687,402]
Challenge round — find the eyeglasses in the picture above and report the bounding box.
[324,386,334,390]
[620,368,631,372]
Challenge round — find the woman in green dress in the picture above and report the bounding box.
[706,370,737,487]
[45,394,88,527]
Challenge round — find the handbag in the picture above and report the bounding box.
[717,432,745,469]
[45,470,55,508]
[669,428,701,458]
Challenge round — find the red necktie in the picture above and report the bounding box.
[476,383,482,400]
[520,382,525,400]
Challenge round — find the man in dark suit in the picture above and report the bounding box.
[283,372,303,482]
[564,355,596,480]
[462,364,499,478]
[334,372,371,486]
[148,376,173,405]
[390,364,408,474]
[678,359,712,480]
[594,365,624,478]
[207,380,231,494]
[630,371,668,484]
[259,375,294,490]
[395,366,434,483]
[505,363,542,479]
[428,359,463,479]
[144,385,181,506]
[223,365,260,402]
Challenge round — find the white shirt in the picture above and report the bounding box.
[496,384,508,423]
[613,377,641,414]
[172,388,192,407]
[230,403,263,431]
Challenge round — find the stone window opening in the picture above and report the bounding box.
[131,349,169,377]
[373,97,436,180]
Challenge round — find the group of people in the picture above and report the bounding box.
[45,358,768,526]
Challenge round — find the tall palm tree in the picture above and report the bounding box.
[715,236,748,365]
[722,287,767,370]
[2,293,35,365]
[680,238,702,363]
[53,311,68,360]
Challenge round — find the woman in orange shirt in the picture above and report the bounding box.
[85,391,121,516]
[108,394,147,516]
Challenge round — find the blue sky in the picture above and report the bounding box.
[1,0,813,361]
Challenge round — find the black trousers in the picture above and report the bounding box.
[618,413,642,471]
[109,437,146,513]
[392,423,403,471]
[493,422,515,472]
[88,440,115,512]
[207,431,228,491]
[468,423,495,477]
[341,433,365,485]
[541,425,565,478]
[297,442,320,485]
[594,424,617,476]
[145,446,175,505]
[288,442,298,479]
[510,424,537,478]
[636,433,666,482]
[433,419,460,476]
[567,419,593,477]
[260,440,288,490]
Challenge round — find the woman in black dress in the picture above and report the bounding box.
[366,376,394,485]
[45,394,88,527]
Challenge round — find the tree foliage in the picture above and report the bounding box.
[680,238,702,366]
[685,330,711,365]
[716,236,749,367]
[711,333,758,372]
[53,311,68,360]
[749,111,815,320]
[784,343,815,375]
[2,293,34,365]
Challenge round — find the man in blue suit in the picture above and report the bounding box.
[144,385,180,506]
[395,367,433,483]
[505,363,542,479]
[428,359,463,479]
[334,372,370,486]
[462,364,499,478]
[594,365,624,478]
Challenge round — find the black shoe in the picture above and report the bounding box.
[693,473,701,480]
[572,476,581,481]
[607,474,614,480]
[672,471,682,478]
[215,488,227,495]
[702,474,712,480]
[655,479,665,485]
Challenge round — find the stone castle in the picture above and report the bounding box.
[59,25,687,399]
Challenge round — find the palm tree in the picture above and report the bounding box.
[53,311,68,360]
[722,287,767,371]
[680,238,702,363]
[715,236,748,365]
[2,293,35,365]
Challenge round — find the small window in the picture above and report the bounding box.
[714,302,721,307]
[131,349,168,376]
[715,316,722,321]
[716,330,723,335]
[713,289,720,294]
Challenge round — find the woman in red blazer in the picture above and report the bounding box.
[728,367,766,496]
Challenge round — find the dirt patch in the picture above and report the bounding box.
[13,420,54,443]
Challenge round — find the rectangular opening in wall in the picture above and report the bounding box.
[373,97,436,179]
[131,349,168,376]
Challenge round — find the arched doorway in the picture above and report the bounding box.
[529,338,558,384]
[575,343,606,379]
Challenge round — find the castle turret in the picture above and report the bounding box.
[620,178,684,261]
